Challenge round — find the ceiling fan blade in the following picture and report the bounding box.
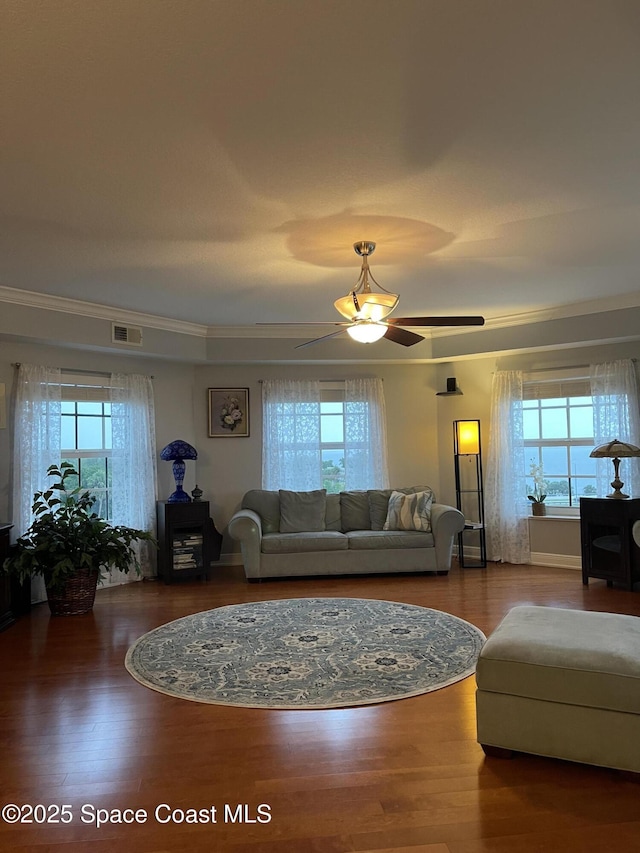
[257,322,350,327]
[387,316,485,327]
[383,325,425,347]
[294,329,350,349]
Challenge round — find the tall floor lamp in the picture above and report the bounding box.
[453,419,487,568]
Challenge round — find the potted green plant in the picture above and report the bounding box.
[527,460,547,516]
[2,462,156,616]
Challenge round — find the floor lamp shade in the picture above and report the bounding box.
[455,420,481,455]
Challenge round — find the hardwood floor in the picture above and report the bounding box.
[2,562,640,853]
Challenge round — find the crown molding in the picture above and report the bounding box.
[0,285,209,337]
[2,283,640,343]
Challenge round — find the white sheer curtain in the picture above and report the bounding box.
[262,379,321,490]
[485,370,531,564]
[12,363,62,602]
[344,378,389,489]
[109,372,158,583]
[591,359,640,498]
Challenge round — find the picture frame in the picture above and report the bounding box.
[208,388,250,437]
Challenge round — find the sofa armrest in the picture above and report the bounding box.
[228,509,263,578]
[430,503,465,572]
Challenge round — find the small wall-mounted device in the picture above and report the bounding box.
[436,377,463,396]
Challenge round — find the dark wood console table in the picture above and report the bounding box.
[0,524,14,631]
[580,497,640,590]
[156,501,223,584]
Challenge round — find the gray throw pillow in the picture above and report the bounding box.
[279,489,327,533]
[368,486,432,530]
[325,493,342,531]
[340,491,371,531]
[383,489,434,532]
[367,489,393,530]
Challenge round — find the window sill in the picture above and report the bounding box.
[527,514,580,522]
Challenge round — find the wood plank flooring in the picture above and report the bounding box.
[2,562,640,853]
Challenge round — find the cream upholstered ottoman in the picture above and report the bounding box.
[476,605,640,773]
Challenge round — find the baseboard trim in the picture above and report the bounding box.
[530,552,581,570]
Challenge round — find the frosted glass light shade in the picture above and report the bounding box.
[346,322,387,343]
[334,291,399,321]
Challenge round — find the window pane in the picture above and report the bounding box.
[569,396,592,405]
[541,408,568,439]
[77,416,104,450]
[569,445,596,475]
[569,405,593,438]
[545,479,570,504]
[523,410,540,440]
[320,402,343,414]
[575,478,597,499]
[80,458,107,489]
[77,401,103,415]
[61,401,76,414]
[541,446,568,476]
[541,397,567,407]
[104,417,112,449]
[321,449,345,493]
[61,415,76,450]
[321,415,344,443]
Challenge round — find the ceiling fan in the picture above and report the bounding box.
[261,241,485,348]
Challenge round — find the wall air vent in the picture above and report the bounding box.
[112,323,143,346]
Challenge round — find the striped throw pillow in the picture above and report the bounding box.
[383,489,434,532]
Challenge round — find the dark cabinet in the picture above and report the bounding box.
[580,497,640,590]
[0,524,13,631]
[156,501,222,584]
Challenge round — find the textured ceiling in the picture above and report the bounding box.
[2,0,640,330]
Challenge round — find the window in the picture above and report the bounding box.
[262,378,389,491]
[522,373,604,508]
[61,381,113,518]
[13,364,158,596]
[320,398,346,493]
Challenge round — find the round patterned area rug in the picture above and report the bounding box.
[125,598,486,709]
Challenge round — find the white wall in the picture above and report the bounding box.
[192,362,441,557]
[2,331,640,568]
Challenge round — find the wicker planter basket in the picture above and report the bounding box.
[46,568,99,616]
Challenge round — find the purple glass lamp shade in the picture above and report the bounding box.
[160,440,198,503]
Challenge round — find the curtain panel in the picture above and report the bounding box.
[262,379,322,490]
[590,359,640,498]
[485,369,531,564]
[344,378,390,490]
[108,372,158,583]
[12,363,63,602]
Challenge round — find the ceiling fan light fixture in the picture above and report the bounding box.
[334,241,400,322]
[334,290,399,321]
[346,321,387,343]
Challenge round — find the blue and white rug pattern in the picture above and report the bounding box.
[125,598,486,709]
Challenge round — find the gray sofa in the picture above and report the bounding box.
[228,487,464,581]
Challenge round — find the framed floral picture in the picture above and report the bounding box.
[208,388,250,437]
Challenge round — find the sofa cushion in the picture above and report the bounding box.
[262,531,348,554]
[340,491,371,531]
[242,489,281,533]
[367,489,393,530]
[383,489,434,532]
[368,486,433,529]
[346,530,435,550]
[325,493,342,531]
[279,489,327,533]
